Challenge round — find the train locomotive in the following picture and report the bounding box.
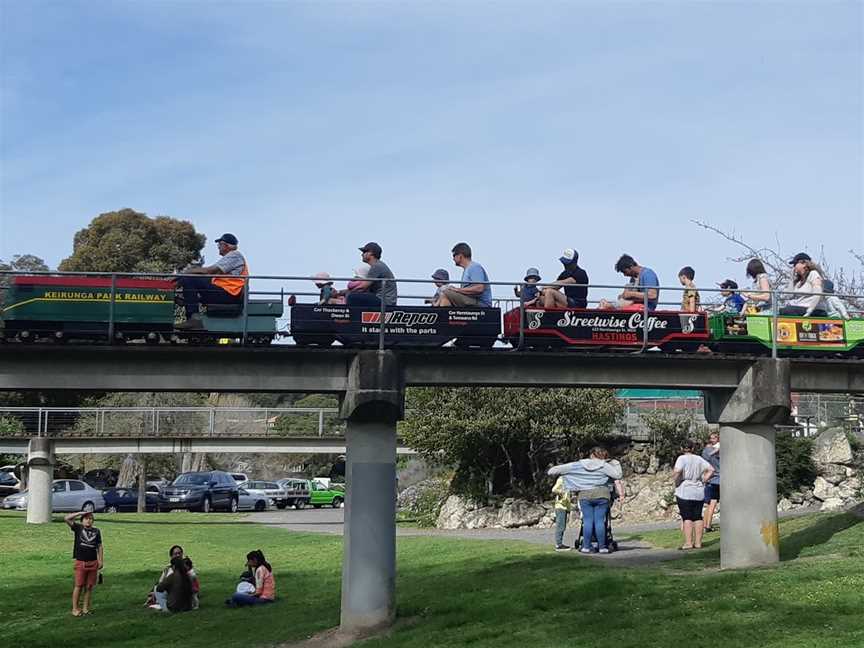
[1,275,862,356]
[0,275,281,345]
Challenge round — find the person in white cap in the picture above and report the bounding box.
[541,248,589,309]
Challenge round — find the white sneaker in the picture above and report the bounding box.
[598,548,610,554]
[579,548,592,554]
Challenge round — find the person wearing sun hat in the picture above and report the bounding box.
[427,268,452,306]
[514,267,542,306]
[542,248,589,309]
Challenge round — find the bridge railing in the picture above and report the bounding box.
[2,270,861,355]
[0,407,343,439]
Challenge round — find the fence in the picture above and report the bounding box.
[0,407,343,438]
[2,269,862,355]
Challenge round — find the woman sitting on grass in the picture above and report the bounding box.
[226,550,276,607]
[155,556,195,613]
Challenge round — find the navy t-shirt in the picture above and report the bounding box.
[71,522,102,561]
[557,266,589,308]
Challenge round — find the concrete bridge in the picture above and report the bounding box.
[1,344,862,635]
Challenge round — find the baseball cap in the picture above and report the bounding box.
[559,248,578,265]
[823,279,835,294]
[718,279,738,290]
[431,268,449,281]
[354,264,371,279]
[524,267,541,281]
[215,233,238,245]
[313,271,332,286]
[788,252,811,266]
[359,242,383,257]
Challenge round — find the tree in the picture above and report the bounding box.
[58,209,205,273]
[0,254,49,294]
[399,387,624,502]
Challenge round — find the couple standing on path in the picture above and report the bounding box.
[548,448,624,554]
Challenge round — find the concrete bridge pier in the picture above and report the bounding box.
[339,351,403,635]
[26,437,54,524]
[704,359,791,569]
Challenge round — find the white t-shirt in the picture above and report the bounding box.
[674,453,712,501]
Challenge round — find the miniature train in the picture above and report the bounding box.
[2,275,862,356]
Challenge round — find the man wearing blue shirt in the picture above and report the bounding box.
[438,242,493,308]
[600,254,660,310]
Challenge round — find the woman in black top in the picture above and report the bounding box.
[155,556,194,613]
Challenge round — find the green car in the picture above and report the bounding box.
[309,481,345,508]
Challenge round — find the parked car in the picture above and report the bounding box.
[158,470,239,513]
[243,481,283,509]
[102,486,161,513]
[229,472,249,487]
[237,487,269,511]
[0,470,20,497]
[82,468,119,490]
[2,479,106,512]
[310,480,345,509]
[276,478,311,509]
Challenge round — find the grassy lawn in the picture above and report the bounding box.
[1,510,862,648]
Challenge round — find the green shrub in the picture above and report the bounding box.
[775,433,817,497]
[641,411,709,466]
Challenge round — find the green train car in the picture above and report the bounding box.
[1,276,282,344]
[709,313,864,356]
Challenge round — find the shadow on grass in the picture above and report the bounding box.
[780,512,861,561]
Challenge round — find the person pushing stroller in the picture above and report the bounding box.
[548,448,622,554]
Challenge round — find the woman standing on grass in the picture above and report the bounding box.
[673,440,715,550]
[227,550,276,607]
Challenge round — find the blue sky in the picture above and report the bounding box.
[1,1,862,304]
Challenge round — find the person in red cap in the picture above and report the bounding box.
[175,233,249,329]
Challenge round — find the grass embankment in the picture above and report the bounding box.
[0,510,861,648]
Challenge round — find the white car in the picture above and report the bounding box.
[230,473,249,487]
[237,487,269,511]
[2,479,106,512]
[243,481,284,509]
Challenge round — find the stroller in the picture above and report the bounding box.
[575,490,619,553]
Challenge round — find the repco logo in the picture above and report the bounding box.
[362,311,439,326]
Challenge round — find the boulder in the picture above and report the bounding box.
[812,428,854,467]
[788,491,805,504]
[820,464,848,485]
[461,507,501,529]
[812,476,838,501]
[646,455,660,475]
[777,498,794,512]
[837,478,861,501]
[820,497,844,512]
[497,498,548,528]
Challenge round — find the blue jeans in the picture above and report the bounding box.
[177,275,241,317]
[230,593,274,606]
[554,509,569,546]
[580,498,609,551]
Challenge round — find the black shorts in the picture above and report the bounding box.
[677,497,704,522]
[704,483,720,502]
